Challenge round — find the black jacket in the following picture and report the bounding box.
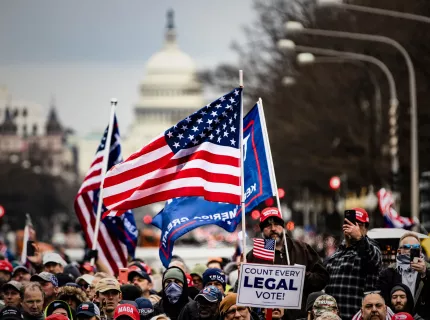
[177,300,199,320]
[377,263,430,320]
[243,236,329,320]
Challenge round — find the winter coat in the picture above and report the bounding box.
[177,300,198,320]
[377,262,430,320]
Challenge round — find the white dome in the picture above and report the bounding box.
[146,46,196,75]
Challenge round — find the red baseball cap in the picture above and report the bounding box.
[0,260,13,273]
[259,207,284,230]
[114,304,139,320]
[352,207,369,223]
[391,312,414,320]
[46,315,69,320]
[186,273,194,287]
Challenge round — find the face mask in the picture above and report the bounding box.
[164,282,183,304]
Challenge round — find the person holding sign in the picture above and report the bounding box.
[324,208,382,320]
[243,207,329,319]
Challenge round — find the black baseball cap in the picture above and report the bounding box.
[0,306,23,320]
[128,270,152,283]
[76,302,101,318]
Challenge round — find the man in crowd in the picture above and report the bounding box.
[31,272,59,308]
[76,302,101,320]
[0,260,13,287]
[2,280,22,308]
[95,278,122,320]
[128,269,152,298]
[12,266,31,283]
[89,272,110,302]
[21,282,45,320]
[153,266,191,320]
[262,308,284,320]
[309,295,340,320]
[244,207,329,319]
[135,297,154,320]
[43,253,67,274]
[206,258,223,270]
[359,292,388,320]
[202,269,226,295]
[377,232,429,319]
[325,208,382,319]
[190,265,206,292]
[389,284,424,320]
[178,286,222,320]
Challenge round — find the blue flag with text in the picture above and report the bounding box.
[152,103,275,267]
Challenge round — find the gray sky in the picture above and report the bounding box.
[0,0,255,135]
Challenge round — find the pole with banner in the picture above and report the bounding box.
[239,70,247,262]
[258,98,290,265]
[91,99,118,266]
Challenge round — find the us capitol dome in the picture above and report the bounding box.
[124,9,204,157]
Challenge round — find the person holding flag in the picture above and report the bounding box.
[242,206,328,319]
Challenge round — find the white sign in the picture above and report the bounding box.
[237,263,306,309]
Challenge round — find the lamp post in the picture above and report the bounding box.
[279,40,400,189]
[317,0,430,24]
[282,76,297,87]
[284,22,419,221]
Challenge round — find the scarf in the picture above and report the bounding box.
[396,254,418,297]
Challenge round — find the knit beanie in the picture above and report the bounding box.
[390,285,406,296]
[202,268,226,290]
[220,293,237,316]
[163,267,185,285]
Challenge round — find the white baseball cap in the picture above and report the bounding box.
[42,252,66,267]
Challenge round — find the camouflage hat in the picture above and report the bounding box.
[315,311,341,320]
[312,295,338,317]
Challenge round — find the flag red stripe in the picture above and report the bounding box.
[125,135,167,162]
[104,168,240,207]
[83,168,102,183]
[105,187,241,217]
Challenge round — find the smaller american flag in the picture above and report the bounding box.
[253,238,275,261]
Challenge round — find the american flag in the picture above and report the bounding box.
[253,238,276,261]
[377,188,414,229]
[74,116,138,275]
[102,88,243,217]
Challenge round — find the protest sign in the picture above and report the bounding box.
[237,263,306,309]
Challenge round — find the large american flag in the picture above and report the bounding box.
[377,188,414,229]
[102,88,243,217]
[74,116,138,275]
[253,238,276,261]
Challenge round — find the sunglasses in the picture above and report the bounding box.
[363,290,381,296]
[400,244,420,249]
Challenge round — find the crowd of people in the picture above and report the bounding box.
[0,207,428,320]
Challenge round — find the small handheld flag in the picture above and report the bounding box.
[252,238,276,261]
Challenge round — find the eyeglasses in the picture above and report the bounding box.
[226,307,248,316]
[400,244,421,249]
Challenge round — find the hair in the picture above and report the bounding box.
[399,232,420,247]
[20,282,45,300]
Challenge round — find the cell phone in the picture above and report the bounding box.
[118,268,129,284]
[344,210,356,224]
[26,240,36,257]
[410,247,420,263]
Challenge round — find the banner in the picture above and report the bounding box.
[152,104,275,267]
[237,263,306,309]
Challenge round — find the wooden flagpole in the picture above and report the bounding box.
[258,98,290,265]
[91,99,117,266]
[239,70,247,263]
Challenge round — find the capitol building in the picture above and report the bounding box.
[123,10,204,158]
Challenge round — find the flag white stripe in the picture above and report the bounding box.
[172,142,240,159]
[103,158,240,198]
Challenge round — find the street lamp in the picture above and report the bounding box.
[284,21,419,221]
[295,51,399,185]
[282,76,297,87]
[280,41,400,186]
[317,0,430,24]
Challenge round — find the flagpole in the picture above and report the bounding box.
[91,98,118,266]
[239,70,247,263]
[258,98,290,265]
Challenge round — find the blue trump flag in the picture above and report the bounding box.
[152,103,275,267]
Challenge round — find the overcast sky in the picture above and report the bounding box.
[0,1,255,136]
